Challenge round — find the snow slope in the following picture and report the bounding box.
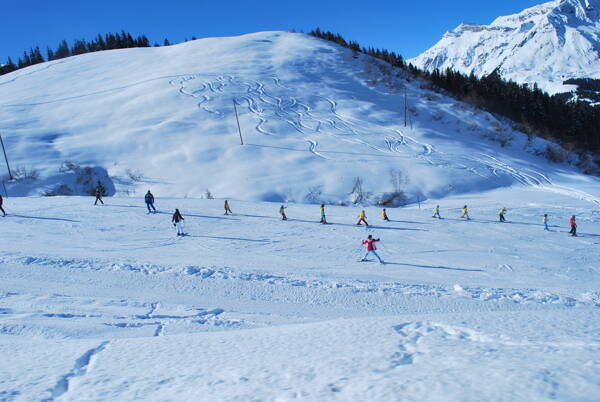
[410,0,600,95]
[1,31,597,205]
[0,192,599,400]
[2,30,600,400]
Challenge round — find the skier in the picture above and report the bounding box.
[460,205,470,220]
[0,194,5,217]
[172,208,186,236]
[224,200,233,215]
[94,182,104,206]
[145,190,156,213]
[361,234,384,264]
[279,205,287,221]
[499,207,507,222]
[569,215,577,237]
[356,210,369,226]
[543,214,549,231]
[382,208,390,222]
[432,205,441,219]
[320,204,328,224]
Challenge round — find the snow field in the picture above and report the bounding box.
[0,188,599,400]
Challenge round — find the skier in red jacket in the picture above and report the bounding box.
[0,194,5,217]
[569,215,577,237]
[361,235,384,264]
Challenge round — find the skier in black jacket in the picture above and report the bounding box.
[94,182,104,205]
[172,208,185,236]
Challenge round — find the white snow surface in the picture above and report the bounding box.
[0,31,596,203]
[1,31,600,401]
[0,192,600,401]
[410,0,600,95]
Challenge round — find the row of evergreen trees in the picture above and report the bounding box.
[309,29,600,159]
[0,31,171,76]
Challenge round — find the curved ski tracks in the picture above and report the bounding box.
[170,73,600,204]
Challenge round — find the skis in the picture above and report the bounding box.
[358,259,385,265]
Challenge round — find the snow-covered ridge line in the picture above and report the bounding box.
[411,0,600,95]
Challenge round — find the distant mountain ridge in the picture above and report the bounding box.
[410,0,600,96]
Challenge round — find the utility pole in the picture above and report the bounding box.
[232,99,244,146]
[404,89,408,128]
[0,134,13,181]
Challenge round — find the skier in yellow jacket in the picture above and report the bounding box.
[224,200,233,215]
[499,207,507,222]
[381,208,390,222]
[320,204,328,224]
[460,205,470,220]
[356,210,369,226]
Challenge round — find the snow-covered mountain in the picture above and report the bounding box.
[1,31,597,206]
[410,0,600,95]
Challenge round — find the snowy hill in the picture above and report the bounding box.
[410,0,600,95]
[1,31,598,205]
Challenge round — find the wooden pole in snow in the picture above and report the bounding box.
[0,134,13,181]
[233,99,244,146]
[404,90,408,128]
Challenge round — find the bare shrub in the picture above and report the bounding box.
[304,186,323,204]
[44,184,74,196]
[125,168,144,182]
[12,166,40,182]
[390,169,408,193]
[350,177,364,204]
[378,168,409,206]
[545,145,569,163]
[204,189,214,199]
[577,153,598,174]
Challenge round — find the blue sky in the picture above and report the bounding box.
[1,0,543,62]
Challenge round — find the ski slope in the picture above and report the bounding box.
[0,190,599,400]
[1,30,600,400]
[0,31,597,205]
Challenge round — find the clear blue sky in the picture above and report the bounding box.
[1,0,543,62]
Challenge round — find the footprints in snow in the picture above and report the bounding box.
[0,291,240,340]
[378,322,493,373]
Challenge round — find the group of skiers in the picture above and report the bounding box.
[0,185,585,267]
[85,185,586,259]
[162,196,581,240]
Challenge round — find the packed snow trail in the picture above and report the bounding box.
[1,187,600,399]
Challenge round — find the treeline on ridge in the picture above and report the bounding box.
[309,28,600,162]
[0,31,173,76]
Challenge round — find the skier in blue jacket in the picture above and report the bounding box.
[145,190,156,213]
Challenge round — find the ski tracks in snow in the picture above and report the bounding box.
[42,341,109,401]
[4,255,598,310]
